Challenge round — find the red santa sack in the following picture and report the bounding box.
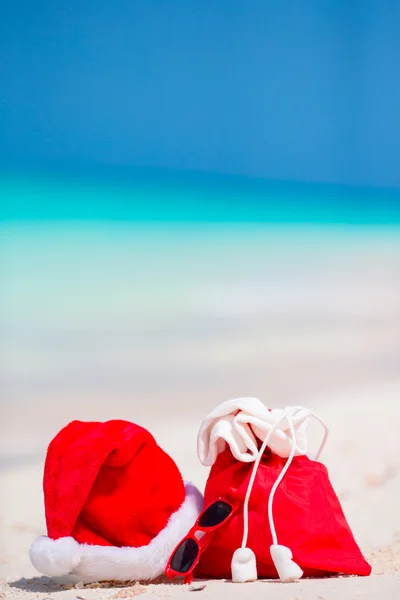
[195,399,371,581]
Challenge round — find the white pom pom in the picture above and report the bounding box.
[30,535,82,576]
[270,544,303,582]
[231,547,257,583]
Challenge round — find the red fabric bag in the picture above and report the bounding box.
[194,399,371,581]
[195,447,371,579]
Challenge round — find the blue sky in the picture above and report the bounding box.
[1,1,399,188]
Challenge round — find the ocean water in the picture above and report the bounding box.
[1,166,400,418]
[1,165,400,224]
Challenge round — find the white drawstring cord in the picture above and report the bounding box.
[241,407,293,550]
[282,405,329,461]
[231,406,328,583]
[267,414,297,547]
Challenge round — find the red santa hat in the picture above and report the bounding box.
[30,420,203,583]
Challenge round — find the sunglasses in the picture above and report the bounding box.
[165,498,237,584]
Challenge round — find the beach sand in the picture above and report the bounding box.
[1,224,399,598]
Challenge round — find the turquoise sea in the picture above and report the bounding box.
[1,165,400,415]
[1,165,400,224]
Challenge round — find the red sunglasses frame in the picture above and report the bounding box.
[164,498,239,584]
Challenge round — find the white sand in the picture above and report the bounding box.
[1,224,400,598]
[1,382,400,599]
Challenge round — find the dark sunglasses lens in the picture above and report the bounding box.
[170,538,199,574]
[198,500,232,528]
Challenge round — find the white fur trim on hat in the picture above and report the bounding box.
[30,482,203,583]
